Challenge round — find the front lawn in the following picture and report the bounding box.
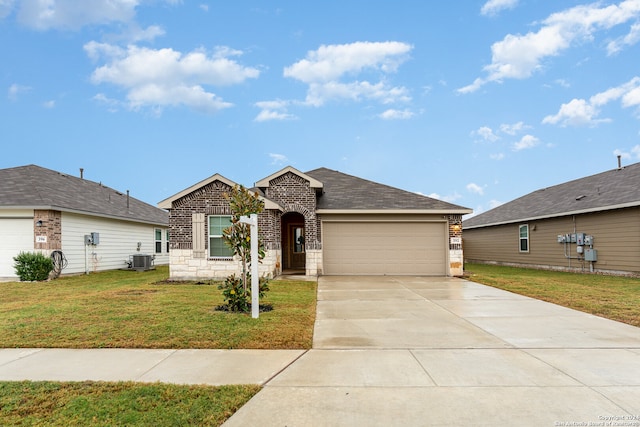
[0,381,259,426]
[464,263,640,327]
[0,266,317,349]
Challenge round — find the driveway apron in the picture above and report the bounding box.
[224,276,640,426]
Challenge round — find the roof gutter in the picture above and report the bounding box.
[1,205,168,227]
[316,208,473,215]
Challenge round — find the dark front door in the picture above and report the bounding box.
[282,213,305,271]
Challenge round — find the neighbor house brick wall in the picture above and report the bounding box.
[34,210,61,251]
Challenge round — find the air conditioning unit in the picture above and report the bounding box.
[131,254,153,271]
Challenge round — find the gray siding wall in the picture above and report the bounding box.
[463,207,640,274]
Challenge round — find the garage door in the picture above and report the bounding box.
[0,218,33,278]
[322,221,446,275]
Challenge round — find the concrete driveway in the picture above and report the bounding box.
[225,276,640,426]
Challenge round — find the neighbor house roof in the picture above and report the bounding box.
[464,162,640,229]
[0,165,168,225]
[305,167,472,213]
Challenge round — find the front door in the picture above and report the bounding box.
[282,213,306,271]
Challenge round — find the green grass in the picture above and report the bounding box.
[0,266,317,349]
[0,381,260,426]
[464,263,640,327]
[0,266,314,425]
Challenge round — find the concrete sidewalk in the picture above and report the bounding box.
[224,276,640,426]
[0,348,304,385]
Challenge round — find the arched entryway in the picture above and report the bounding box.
[281,212,305,273]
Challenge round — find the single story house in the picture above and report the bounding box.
[159,166,472,279]
[463,161,640,275]
[0,165,169,279]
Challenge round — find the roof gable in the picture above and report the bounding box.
[306,167,471,213]
[158,173,238,209]
[464,162,640,228]
[255,166,323,191]
[159,173,281,211]
[0,165,168,225]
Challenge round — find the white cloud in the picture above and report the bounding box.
[481,0,519,16]
[473,126,499,142]
[284,41,412,83]
[543,76,640,126]
[490,153,505,160]
[460,0,640,93]
[489,199,504,209]
[282,41,412,108]
[500,121,530,135]
[513,134,539,150]
[42,100,55,108]
[7,83,31,100]
[93,93,121,112]
[466,182,485,195]
[614,144,640,159]
[86,43,260,114]
[607,22,640,54]
[426,192,461,203]
[268,153,288,165]
[254,100,297,122]
[379,109,414,120]
[15,0,138,30]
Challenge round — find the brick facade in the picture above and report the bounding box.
[264,172,320,250]
[34,210,62,251]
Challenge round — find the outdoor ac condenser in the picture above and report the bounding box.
[131,254,153,271]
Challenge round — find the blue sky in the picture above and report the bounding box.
[2,0,640,217]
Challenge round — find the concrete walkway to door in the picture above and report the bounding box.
[224,275,640,426]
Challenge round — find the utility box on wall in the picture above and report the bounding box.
[585,248,598,262]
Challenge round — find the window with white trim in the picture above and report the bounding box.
[155,228,162,254]
[519,224,529,252]
[209,215,233,258]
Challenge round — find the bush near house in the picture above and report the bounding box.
[13,252,54,282]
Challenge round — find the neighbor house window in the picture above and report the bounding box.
[519,224,529,252]
[155,229,162,253]
[166,230,170,253]
[209,215,233,258]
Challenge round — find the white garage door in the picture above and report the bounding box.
[0,218,33,278]
[323,221,447,275]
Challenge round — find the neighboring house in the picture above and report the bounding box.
[0,165,169,279]
[463,161,640,275]
[159,166,471,279]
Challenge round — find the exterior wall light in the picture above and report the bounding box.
[35,220,43,227]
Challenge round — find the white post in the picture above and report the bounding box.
[240,214,259,319]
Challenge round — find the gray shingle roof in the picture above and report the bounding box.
[463,162,640,228]
[0,165,168,225]
[305,167,471,212]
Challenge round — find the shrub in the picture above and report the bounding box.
[218,274,249,312]
[13,251,54,282]
[218,274,271,313]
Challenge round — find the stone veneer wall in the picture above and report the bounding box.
[448,214,464,276]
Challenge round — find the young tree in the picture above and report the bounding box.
[219,185,269,311]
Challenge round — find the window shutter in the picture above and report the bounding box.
[192,213,205,258]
